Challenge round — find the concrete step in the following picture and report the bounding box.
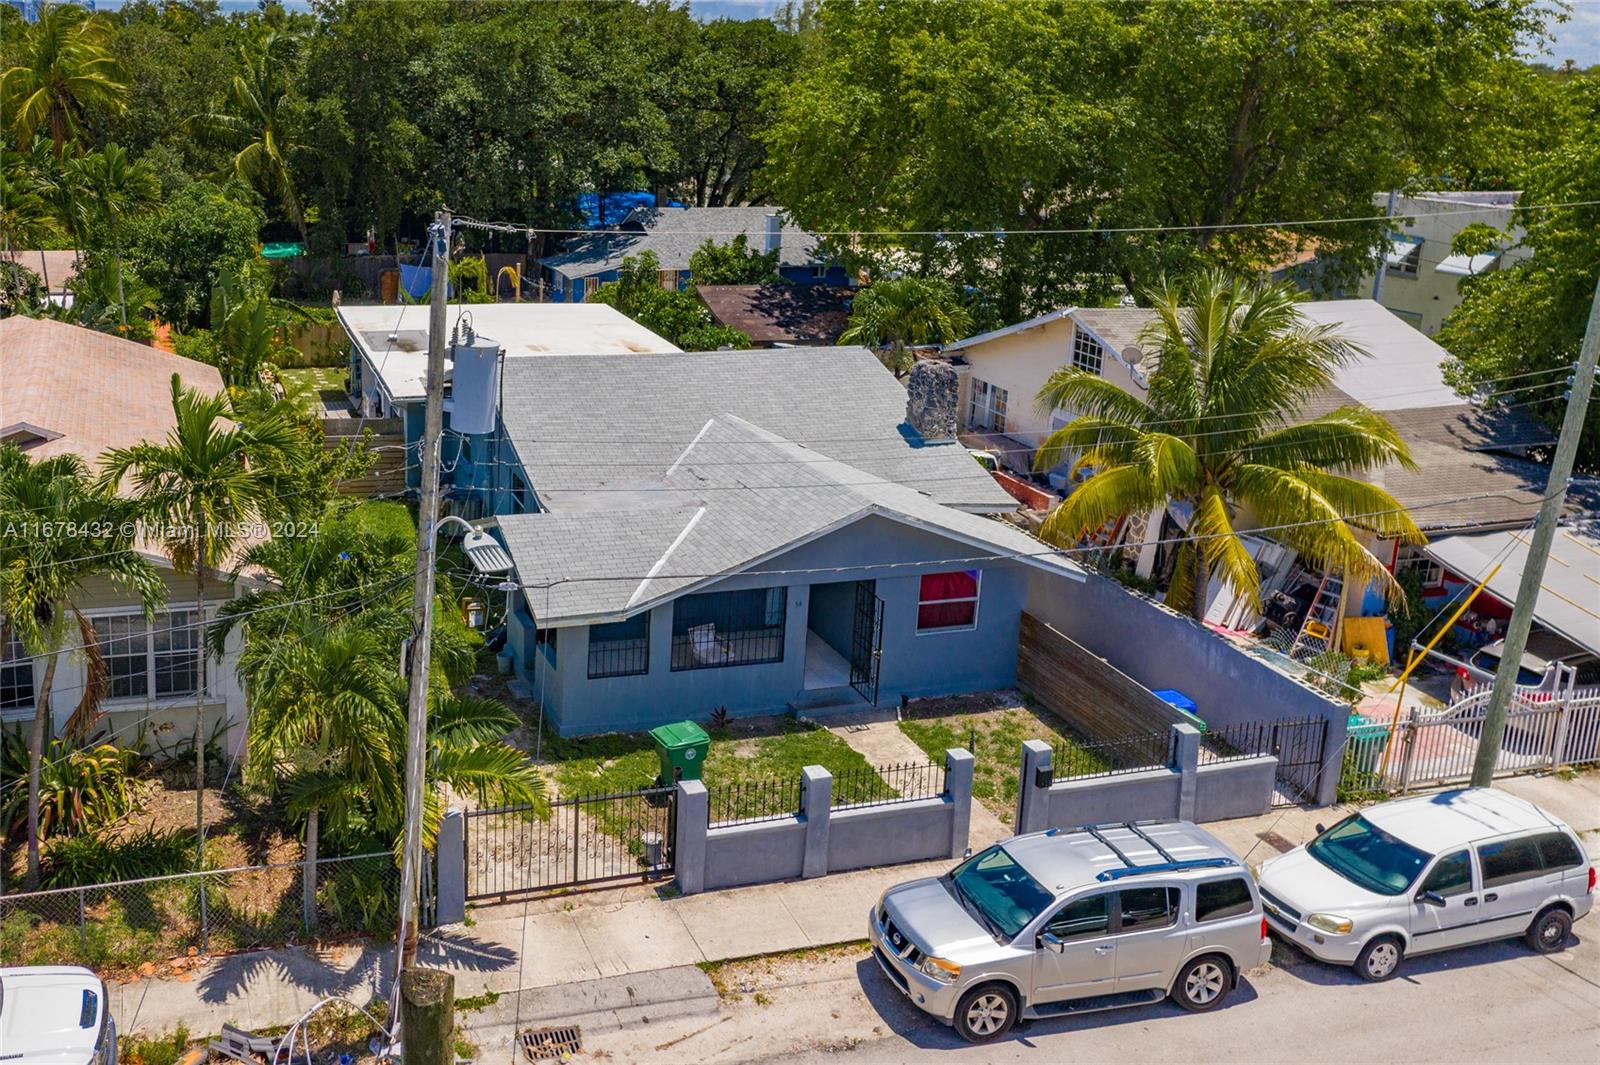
[788,685,867,713]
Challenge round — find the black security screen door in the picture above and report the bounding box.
[849,580,884,705]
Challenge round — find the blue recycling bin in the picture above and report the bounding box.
[1151,688,1203,731]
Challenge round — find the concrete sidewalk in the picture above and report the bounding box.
[107,771,1600,1040]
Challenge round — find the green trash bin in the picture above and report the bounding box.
[649,721,710,786]
[1346,714,1388,778]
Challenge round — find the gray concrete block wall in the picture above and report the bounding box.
[1025,568,1347,739]
[1194,758,1280,822]
[828,800,955,873]
[704,820,807,890]
[673,748,975,895]
[1047,769,1184,827]
[1015,723,1281,834]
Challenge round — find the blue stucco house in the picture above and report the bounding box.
[539,206,850,303]
[491,347,1084,736]
[333,302,680,510]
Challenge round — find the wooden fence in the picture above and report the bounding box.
[322,416,407,496]
[1016,612,1190,742]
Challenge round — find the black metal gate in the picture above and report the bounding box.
[1268,717,1330,806]
[463,785,676,901]
[849,580,884,705]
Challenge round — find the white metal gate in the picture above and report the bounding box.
[1344,683,1600,796]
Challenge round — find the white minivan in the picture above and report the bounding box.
[1258,788,1594,981]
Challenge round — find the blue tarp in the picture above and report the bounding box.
[574,191,656,229]
[399,262,453,301]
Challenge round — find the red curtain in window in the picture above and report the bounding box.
[918,600,977,630]
[919,570,978,602]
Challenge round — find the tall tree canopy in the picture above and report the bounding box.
[1439,71,1600,469]
[763,0,1549,317]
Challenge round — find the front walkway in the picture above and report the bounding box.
[106,771,1599,1041]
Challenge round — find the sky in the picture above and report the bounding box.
[71,0,1600,67]
[685,0,1600,67]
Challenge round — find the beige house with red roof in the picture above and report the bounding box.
[1,317,250,758]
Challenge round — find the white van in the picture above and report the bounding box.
[0,966,116,1064]
[1258,788,1593,981]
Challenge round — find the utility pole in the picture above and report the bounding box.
[396,208,451,970]
[1371,189,1397,302]
[1472,274,1600,786]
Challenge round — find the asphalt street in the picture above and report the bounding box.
[576,927,1600,1064]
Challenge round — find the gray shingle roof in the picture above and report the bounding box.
[498,416,1080,625]
[499,345,1016,512]
[541,207,821,278]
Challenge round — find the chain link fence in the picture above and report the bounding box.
[0,852,397,970]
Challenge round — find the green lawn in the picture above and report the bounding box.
[897,692,1109,820]
[537,717,891,822]
[277,365,347,397]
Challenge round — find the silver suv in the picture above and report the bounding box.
[1258,788,1594,982]
[868,820,1272,1043]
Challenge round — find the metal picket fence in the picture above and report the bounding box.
[0,852,396,970]
[1342,684,1600,799]
[1053,729,1174,780]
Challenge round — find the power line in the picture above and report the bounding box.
[448,197,1600,241]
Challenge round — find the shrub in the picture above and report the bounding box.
[41,827,198,888]
[0,728,145,841]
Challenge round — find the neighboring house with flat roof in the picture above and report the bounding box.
[333,302,681,507]
[0,317,250,755]
[1358,191,1529,336]
[487,346,1079,735]
[539,206,847,303]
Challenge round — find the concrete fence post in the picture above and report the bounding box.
[945,749,976,858]
[432,807,466,926]
[800,765,832,879]
[1171,724,1201,822]
[674,780,709,896]
[1015,740,1053,835]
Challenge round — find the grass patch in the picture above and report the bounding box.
[897,691,1107,819]
[119,1024,192,1065]
[278,365,346,396]
[455,988,501,1013]
[539,717,879,797]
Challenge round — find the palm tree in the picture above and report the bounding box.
[238,617,400,931]
[0,446,162,887]
[97,376,306,868]
[186,30,309,239]
[1033,271,1425,621]
[840,276,973,378]
[0,3,128,156]
[68,144,159,331]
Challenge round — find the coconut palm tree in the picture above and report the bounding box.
[97,377,306,868]
[186,30,309,239]
[0,3,128,156]
[1033,271,1425,621]
[0,446,162,887]
[238,616,400,931]
[840,276,973,378]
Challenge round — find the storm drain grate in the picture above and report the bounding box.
[520,1025,583,1062]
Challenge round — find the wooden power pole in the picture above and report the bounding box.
[1472,274,1600,786]
[396,209,451,970]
